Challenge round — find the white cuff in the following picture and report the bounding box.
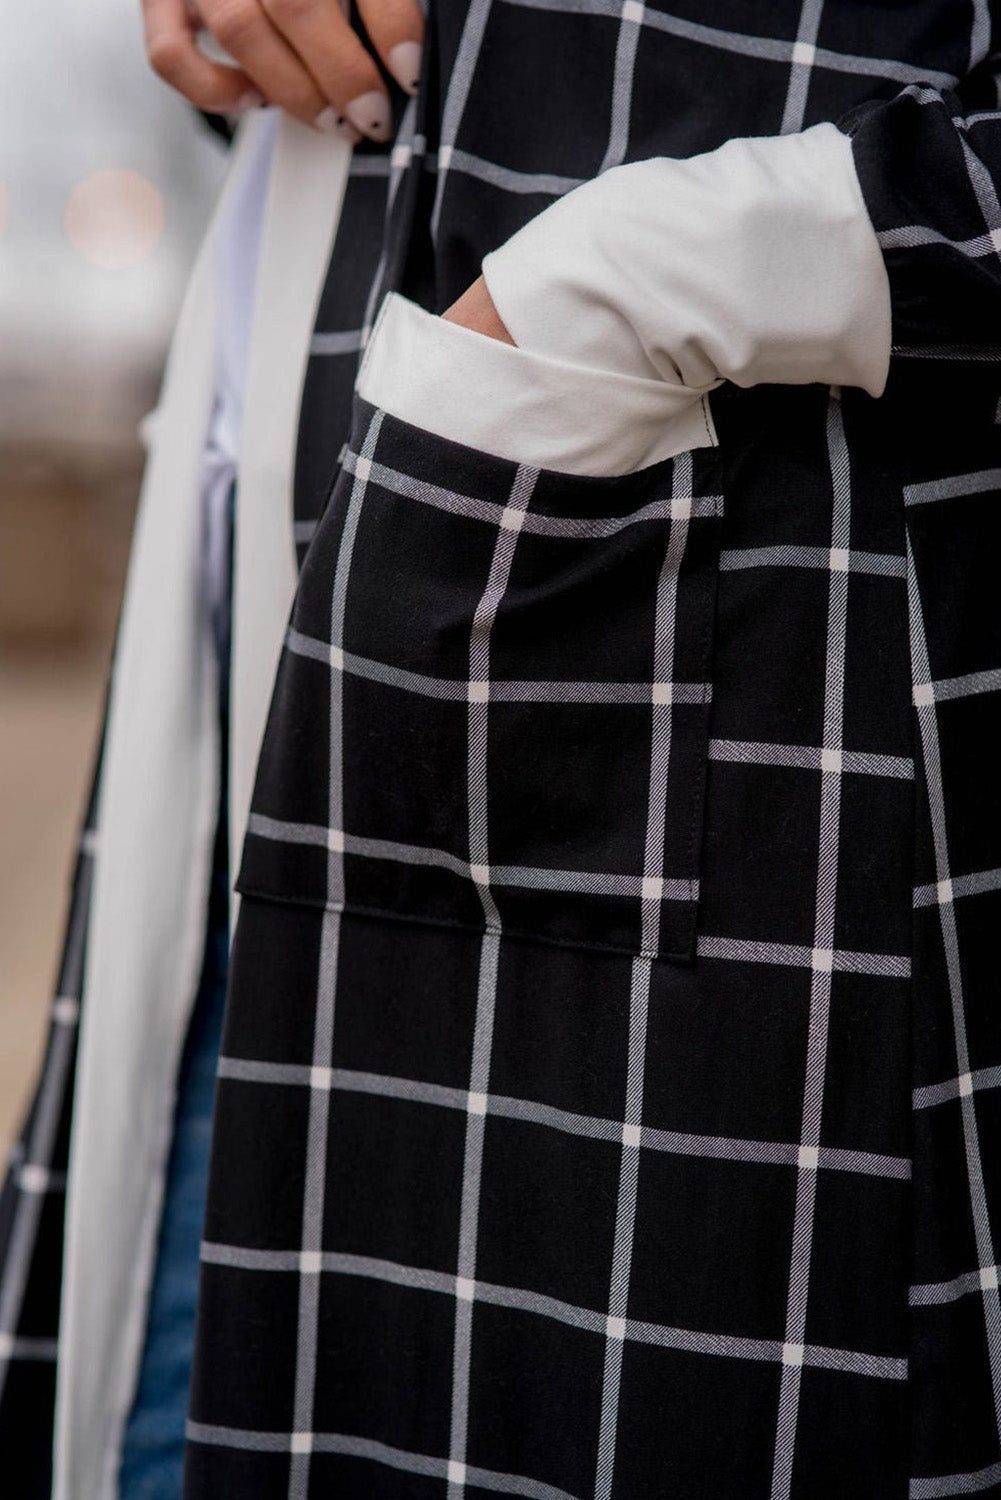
[482,121,891,399]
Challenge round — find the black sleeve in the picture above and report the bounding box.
[841,59,1001,357]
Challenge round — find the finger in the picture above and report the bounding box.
[356,0,424,96]
[259,0,394,140]
[442,277,516,345]
[198,0,339,130]
[143,0,263,111]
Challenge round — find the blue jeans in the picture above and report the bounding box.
[117,861,228,1500]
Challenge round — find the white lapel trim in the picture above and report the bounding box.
[54,113,352,1500]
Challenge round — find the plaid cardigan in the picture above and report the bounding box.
[5,1,1001,1495]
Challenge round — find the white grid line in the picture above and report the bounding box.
[198,1244,907,1382]
[780,0,825,135]
[431,0,496,242]
[245,811,699,904]
[597,0,645,174]
[595,451,692,1496]
[338,446,723,537]
[286,409,385,1500]
[720,543,905,576]
[447,464,537,1498]
[189,1420,583,1499]
[914,866,1001,907]
[914,1064,1001,1112]
[696,933,909,977]
[216,1057,911,1180]
[770,393,851,1500]
[287,622,712,706]
[911,1264,1001,1308]
[910,1457,1001,1498]
[912,668,1001,704]
[497,0,957,90]
[903,468,1001,508]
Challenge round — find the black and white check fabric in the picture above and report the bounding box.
[188,365,995,1497]
[244,400,721,962]
[184,1,1001,1493]
[5,0,1001,1494]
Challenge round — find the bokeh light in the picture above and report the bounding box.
[63,168,165,270]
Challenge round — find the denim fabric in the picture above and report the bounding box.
[117,866,227,1500]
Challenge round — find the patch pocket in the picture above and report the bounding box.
[238,295,725,962]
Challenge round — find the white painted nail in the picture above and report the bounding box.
[234,89,266,112]
[387,40,422,95]
[315,106,362,144]
[344,90,393,142]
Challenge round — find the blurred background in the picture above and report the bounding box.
[1,0,227,1151]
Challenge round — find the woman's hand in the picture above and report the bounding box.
[141,0,423,142]
[442,277,515,344]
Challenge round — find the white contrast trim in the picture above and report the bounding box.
[357,292,718,478]
[54,113,353,1500]
[54,116,245,1500]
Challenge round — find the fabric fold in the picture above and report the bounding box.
[356,291,718,478]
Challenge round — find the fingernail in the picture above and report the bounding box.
[387,41,422,95]
[315,106,362,144]
[234,89,266,112]
[344,90,393,142]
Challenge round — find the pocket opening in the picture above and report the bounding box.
[355,291,719,480]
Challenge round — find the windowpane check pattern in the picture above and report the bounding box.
[6,0,1001,1491]
[185,373,1001,1499]
[240,400,722,964]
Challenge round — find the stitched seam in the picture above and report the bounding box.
[232,885,693,964]
[700,393,715,447]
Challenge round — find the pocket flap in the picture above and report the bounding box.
[356,292,718,478]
